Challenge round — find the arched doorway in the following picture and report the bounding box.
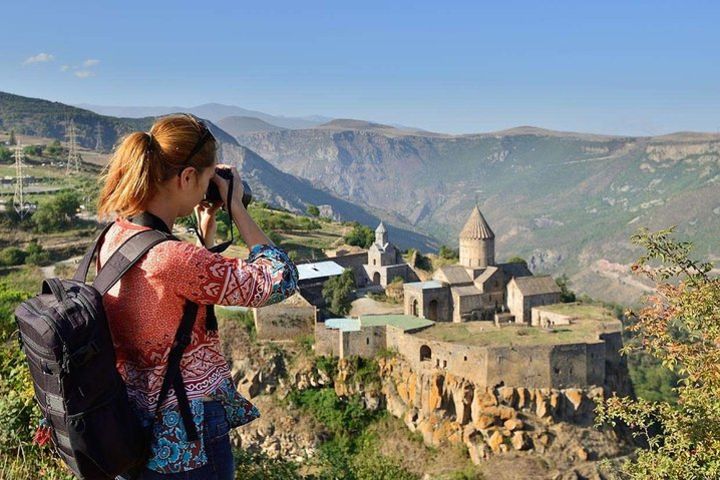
[428,299,439,321]
[373,272,381,285]
[412,299,419,317]
[420,345,431,361]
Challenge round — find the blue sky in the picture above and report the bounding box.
[1,0,718,135]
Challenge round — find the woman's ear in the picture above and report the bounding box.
[178,167,197,189]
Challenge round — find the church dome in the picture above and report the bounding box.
[460,206,495,240]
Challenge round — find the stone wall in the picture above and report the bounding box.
[403,285,452,322]
[340,326,386,358]
[314,322,340,356]
[330,252,369,286]
[531,308,573,327]
[254,295,317,341]
[387,326,615,390]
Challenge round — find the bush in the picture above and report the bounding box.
[306,204,320,217]
[0,146,11,163]
[344,223,374,249]
[555,274,576,303]
[32,191,81,233]
[24,242,50,266]
[438,245,458,260]
[0,247,26,267]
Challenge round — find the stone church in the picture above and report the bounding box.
[403,206,561,323]
[362,222,418,287]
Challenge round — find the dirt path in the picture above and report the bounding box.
[350,296,403,317]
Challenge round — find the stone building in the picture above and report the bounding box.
[507,276,562,324]
[362,222,418,287]
[403,205,558,323]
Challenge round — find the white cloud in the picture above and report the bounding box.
[83,59,100,67]
[23,53,55,65]
[60,65,70,72]
[74,70,95,78]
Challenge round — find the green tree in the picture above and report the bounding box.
[597,227,720,479]
[22,145,42,156]
[438,245,458,260]
[32,191,81,233]
[0,146,11,163]
[555,274,576,303]
[506,256,528,265]
[344,223,374,249]
[322,269,355,316]
[8,130,16,146]
[44,140,62,157]
[306,204,320,217]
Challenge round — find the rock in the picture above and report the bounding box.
[498,386,516,406]
[511,431,530,450]
[504,418,524,431]
[575,446,589,461]
[467,440,487,464]
[565,389,584,411]
[487,430,504,453]
[474,414,496,430]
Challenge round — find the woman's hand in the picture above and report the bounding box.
[195,201,223,248]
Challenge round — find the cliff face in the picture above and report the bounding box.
[334,355,633,477]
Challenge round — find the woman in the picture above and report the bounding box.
[96,114,298,479]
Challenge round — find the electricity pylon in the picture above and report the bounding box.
[65,119,82,174]
[95,123,104,152]
[12,144,29,218]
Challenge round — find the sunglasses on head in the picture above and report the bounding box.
[176,115,216,177]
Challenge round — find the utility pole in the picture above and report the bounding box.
[12,144,28,219]
[95,123,104,152]
[65,119,82,174]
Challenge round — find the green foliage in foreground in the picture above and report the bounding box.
[597,227,720,479]
[287,387,420,480]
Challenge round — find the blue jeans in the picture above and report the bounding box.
[117,401,234,480]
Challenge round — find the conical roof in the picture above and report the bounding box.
[460,206,495,240]
[376,221,387,233]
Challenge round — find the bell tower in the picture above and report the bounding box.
[459,206,495,268]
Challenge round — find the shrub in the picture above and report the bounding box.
[306,204,320,217]
[438,245,458,260]
[344,223,374,249]
[0,247,26,267]
[24,242,50,266]
[32,191,81,233]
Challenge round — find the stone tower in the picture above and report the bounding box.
[459,206,495,268]
[375,221,388,246]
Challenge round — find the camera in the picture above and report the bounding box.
[206,167,252,208]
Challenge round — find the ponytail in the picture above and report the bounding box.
[97,115,216,220]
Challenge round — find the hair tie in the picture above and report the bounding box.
[146,132,154,147]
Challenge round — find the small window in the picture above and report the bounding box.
[443,360,447,368]
[464,356,467,361]
[366,337,369,345]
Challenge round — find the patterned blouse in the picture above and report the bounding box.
[98,218,298,473]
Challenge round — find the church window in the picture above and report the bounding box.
[366,337,369,345]
[464,356,467,361]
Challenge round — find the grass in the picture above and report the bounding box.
[414,308,621,347]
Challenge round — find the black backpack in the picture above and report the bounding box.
[14,220,202,480]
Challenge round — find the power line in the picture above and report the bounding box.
[95,123,103,152]
[12,144,29,219]
[65,119,82,174]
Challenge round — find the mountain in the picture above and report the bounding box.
[0,91,434,250]
[217,116,286,136]
[76,102,332,129]
[236,124,720,305]
[217,135,436,250]
[0,91,153,152]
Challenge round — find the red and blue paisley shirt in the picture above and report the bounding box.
[99,218,298,473]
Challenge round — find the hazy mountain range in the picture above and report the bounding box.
[75,102,331,129]
[4,90,720,305]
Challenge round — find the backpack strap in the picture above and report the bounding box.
[154,301,200,441]
[73,222,115,283]
[91,229,174,296]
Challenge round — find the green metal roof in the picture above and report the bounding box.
[359,314,434,331]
